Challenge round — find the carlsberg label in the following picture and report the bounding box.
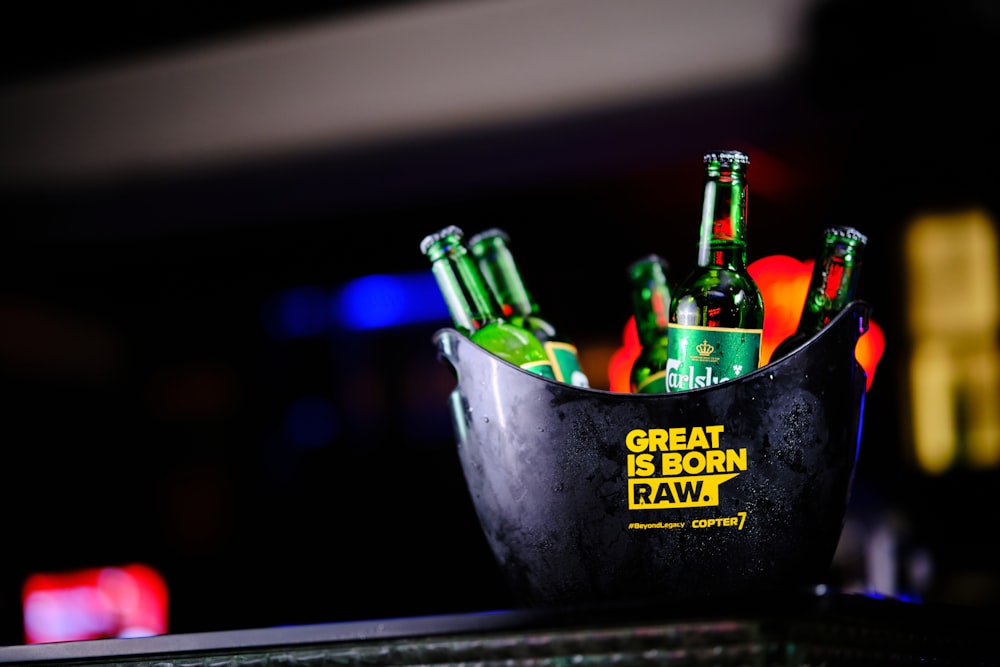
[665,324,762,392]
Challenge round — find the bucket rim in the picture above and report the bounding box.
[434,300,872,398]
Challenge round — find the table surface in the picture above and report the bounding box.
[1,591,997,666]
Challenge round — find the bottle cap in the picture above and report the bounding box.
[703,150,750,166]
[823,226,868,246]
[468,227,510,249]
[627,254,670,276]
[420,225,465,255]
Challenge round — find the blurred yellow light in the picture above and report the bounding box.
[903,209,1000,474]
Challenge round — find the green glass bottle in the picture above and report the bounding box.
[665,150,764,392]
[770,225,868,361]
[420,225,557,380]
[627,254,672,393]
[467,227,590,388]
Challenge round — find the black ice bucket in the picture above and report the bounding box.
[433,301,871,608]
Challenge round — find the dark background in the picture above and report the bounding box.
[2,0,1000,646]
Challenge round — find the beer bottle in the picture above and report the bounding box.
[420,225,557,380]
[627,254,672,393]
[467,227,590,387]
[665,150,764,392]
[770,225,868,361]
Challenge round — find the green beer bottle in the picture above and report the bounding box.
[467,227,590,387]
[665,150,764,392]
[420,225,557,380]
[770,225,868,361]
[627,254,672,393]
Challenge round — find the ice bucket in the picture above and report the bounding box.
[433,301,871,607]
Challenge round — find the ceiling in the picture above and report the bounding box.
[0,3,403,87]
[0,0,813,191]
[1,0,997,265]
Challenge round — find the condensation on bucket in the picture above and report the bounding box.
[435,302,871,607]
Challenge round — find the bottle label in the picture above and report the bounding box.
[664,325,762,392]
[521,359,558,380]
[635,370,667,393]
[545,341,590,387]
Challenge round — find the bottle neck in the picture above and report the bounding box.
[796,236,864,334]
[473,238,537,318]
[430,244,503,335]
[630,259,671,346]
[697,174,749,270]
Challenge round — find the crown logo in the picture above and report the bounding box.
[696,340,715,356]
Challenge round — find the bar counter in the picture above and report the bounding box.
[1,591,996,666]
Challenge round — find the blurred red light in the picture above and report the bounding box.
[22,563,168,644]
[608,315,640,393]
[608,255,884,393]
[748,254,884,391]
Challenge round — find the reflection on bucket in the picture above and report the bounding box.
[435,302,871,607]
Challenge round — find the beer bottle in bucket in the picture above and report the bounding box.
[627,254,672,393]
[420,226,557,380]
[666,150,765,392]
[468,227,590,387]
[771,225,868,361]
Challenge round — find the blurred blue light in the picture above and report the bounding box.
[264,272,449,339]
[334,272,448,330]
